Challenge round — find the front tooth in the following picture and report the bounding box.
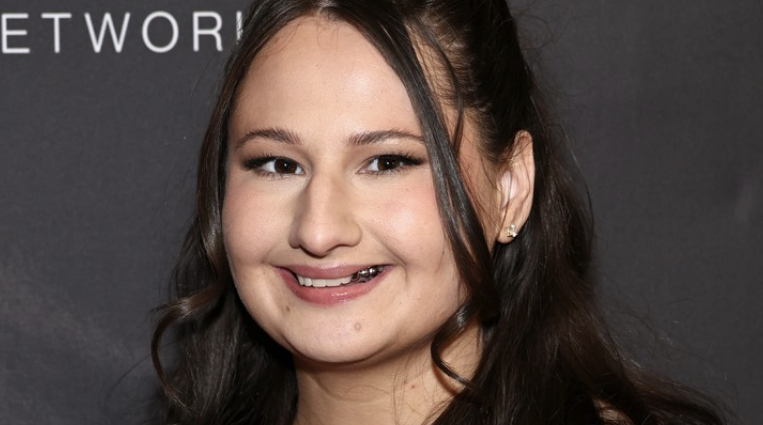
[326,276,353,287]
[297,275,354,287]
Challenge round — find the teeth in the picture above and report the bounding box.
[296,266,384,287]
[350,265,383,283]
[296,276,352,287]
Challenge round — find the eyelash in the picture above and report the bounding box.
[364,152,425,174]
[241,152,425,177]
[243,155,303,179]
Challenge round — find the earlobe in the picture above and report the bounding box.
[495,131,535,244]
[504,224,518,239]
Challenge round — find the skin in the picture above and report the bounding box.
[223,17,535,425]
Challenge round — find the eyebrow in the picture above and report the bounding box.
[233,127,424,150]
[349,129,425,146]
[233,127,301,149]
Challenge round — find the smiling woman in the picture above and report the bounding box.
[224,20,480,371]
[151,1,725,425]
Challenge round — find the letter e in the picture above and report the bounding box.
[2,13,30,54]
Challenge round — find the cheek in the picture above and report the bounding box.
[373,178,460,302]
[222,194,260,264]
[372,178,444,253]
[224,164,301,234]
[222,179,285,274]
[222,185,295,338]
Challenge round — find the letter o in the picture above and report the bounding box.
[142,11,178,53]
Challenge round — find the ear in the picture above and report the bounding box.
[495,131,535,244]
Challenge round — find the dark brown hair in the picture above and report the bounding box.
[152,1,726,424]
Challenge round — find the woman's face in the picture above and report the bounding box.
[223,17,498,367]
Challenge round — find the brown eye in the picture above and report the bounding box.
[376,156,402,171]
[273,158,300,174]
[245,156,304,176]
[366,154,424,174]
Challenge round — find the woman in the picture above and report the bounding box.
[152,1,725,424]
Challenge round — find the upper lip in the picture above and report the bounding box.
[280,264,383,279]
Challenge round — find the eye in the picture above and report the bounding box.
[365,154,424,174]
[244,156,304,176]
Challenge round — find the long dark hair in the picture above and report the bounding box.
[152,1,726,424]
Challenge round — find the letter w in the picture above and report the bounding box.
[84,13,130,53]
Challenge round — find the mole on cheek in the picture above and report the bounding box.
[354,322,362,331]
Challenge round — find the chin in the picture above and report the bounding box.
[279,327,406,369]
[287,331,435,373]
[289,341,382,368]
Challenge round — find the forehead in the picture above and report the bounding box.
[256,16,382,68]
[230,17,420,137]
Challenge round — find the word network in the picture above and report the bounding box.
[1,11,244,54]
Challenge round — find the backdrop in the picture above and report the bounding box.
[1,1,760,424]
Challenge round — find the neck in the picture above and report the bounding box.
[293,323,481,425]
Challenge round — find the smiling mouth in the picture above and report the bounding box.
[295,265,384,288]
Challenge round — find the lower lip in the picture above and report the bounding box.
[277,267,389,305]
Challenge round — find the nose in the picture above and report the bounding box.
[288,172,362,257]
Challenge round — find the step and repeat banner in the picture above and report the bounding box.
[1,1,760,424]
